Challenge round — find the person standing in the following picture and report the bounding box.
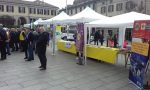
[99,31,104,46]
[26,28,34,61]
[24,28,28,60]
[6,29,11,55]
[36,27,49,70]
[0,24,7,60]
[14,29,19,51]
[94,30,100,45]
[113,34,118,48]
[19,29,26,52]
[9,28,15,52]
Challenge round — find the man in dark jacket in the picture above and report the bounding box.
[36,27,49,70]
[99,31,104,46]
[25,28,34,61]
[9,28,16,52]
[94,30,100,45]
[0,24,7,60]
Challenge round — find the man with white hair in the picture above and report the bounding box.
[36,27,49,70]
[0,24,7,60]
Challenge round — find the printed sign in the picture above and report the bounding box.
[65,42,71,48]
[129,53,149,88]
[129,20,150,89]
[131,42,149,56]
[132,20,150,39]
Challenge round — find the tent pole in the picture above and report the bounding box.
[84,24,87,65]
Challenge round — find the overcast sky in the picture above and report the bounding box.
[25,0,74,9]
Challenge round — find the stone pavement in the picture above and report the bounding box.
[0,48,147,90]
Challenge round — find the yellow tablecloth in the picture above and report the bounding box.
[57,40,119,64]
[86,45,118,64]
[57,40,76,54]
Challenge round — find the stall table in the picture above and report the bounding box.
[57,40,76,54]
[57,40,119,64]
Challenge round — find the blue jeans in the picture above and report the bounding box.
[6,42,11,55]
[28,44,34,60]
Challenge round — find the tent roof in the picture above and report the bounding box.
[86,12,150,28]
[34,18,43,25]
[39,11,70,25]
[68,7,108,23]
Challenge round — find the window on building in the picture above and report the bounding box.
[6,5,14,12]
[101,6,106,14]
[44,9,46,15]
[54,10,56,15]
[70,9,73,15]
[18,7,25,13]
[51,10,56,15]
[109,0,113,4]
[108,5,114,12]
[29,8,36,14]
[0,5,4,12]
[75,8,77,14]
[37,9,43,15]
[44,9,49,15]
[126,1,135,11]
[51,10,54,15]
[34,8,36,14]
[48,10,50,15]
[102,2,105,5]
[80,7,82,11]
[116,3,123,11]
[93,4,95,10]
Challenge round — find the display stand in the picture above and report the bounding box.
[129,20,150,90]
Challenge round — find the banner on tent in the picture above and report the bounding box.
[76,23,84,52]
[132,20,150,39]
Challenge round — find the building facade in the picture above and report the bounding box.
[0,0,58,26]
[60,0,150,17]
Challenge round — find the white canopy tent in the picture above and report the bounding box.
[84,11,150,64]
[34,18,43,25]
[85,11,150,48]
[65,7,108,24]
[38,11,71,25]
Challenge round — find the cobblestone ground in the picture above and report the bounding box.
[0,48,149,90]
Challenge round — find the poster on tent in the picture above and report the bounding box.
[76,23,84,52]
[56,25,62,40]
[129,20,150,89]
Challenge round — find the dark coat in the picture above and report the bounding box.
[26,31,34,45]
[94,31,100,41]
[36,32,49,49]
[0,28,7,42]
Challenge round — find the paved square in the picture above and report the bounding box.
[0,48,149,90]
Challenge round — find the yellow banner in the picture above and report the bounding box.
[131,42,149,56]
[56,26,62,31]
